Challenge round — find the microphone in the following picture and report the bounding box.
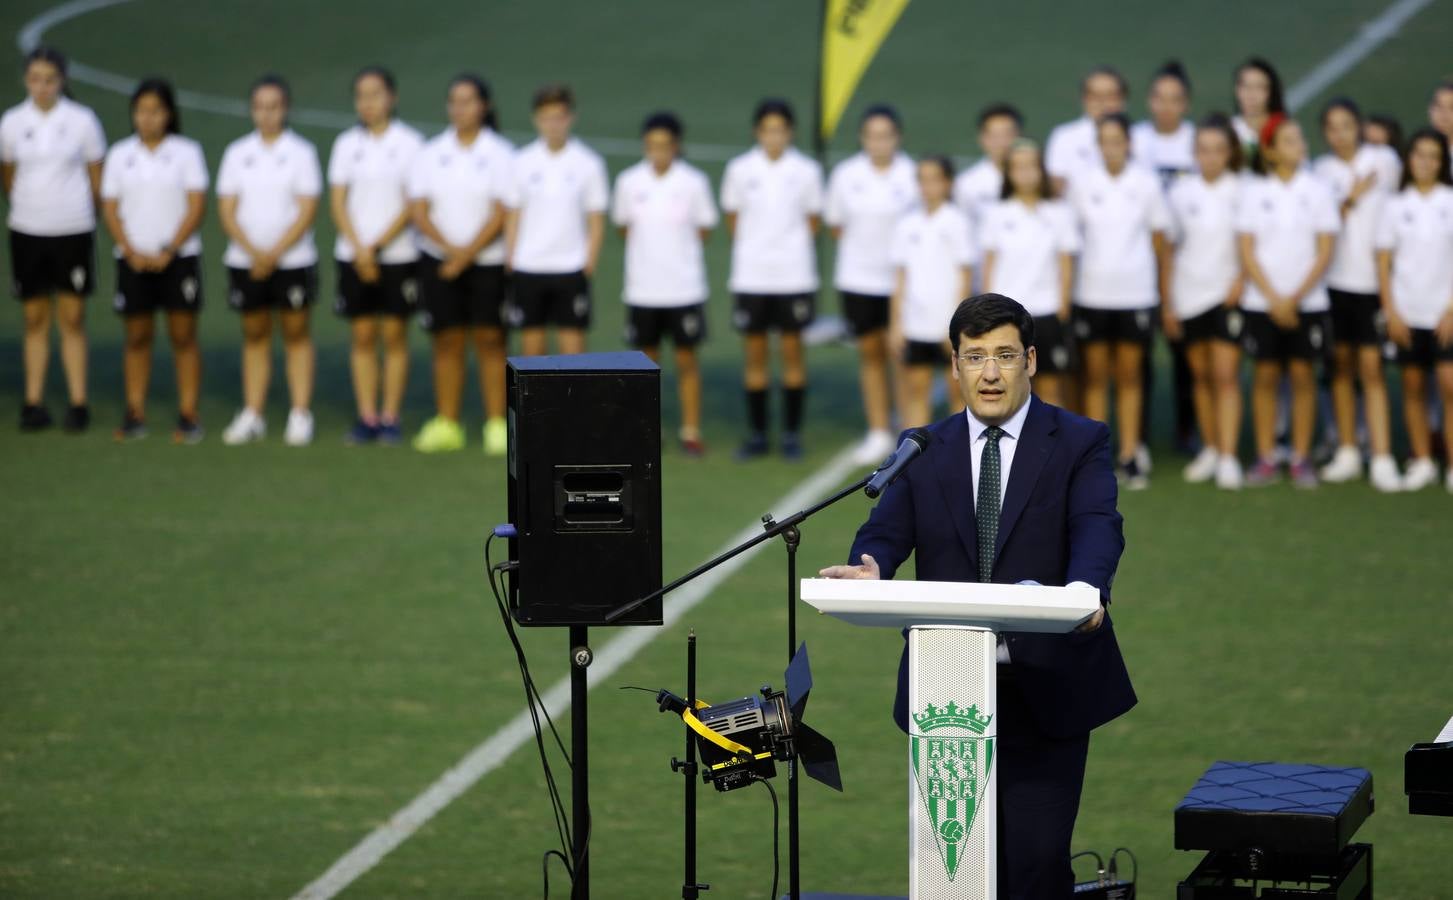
[864,430,930,498]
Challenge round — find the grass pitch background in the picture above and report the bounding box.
[2,1,1452,896]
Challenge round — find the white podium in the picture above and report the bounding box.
[799,578,1099,900]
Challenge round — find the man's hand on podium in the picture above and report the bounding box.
[1075,606,1105,633]
[818,553,880,580]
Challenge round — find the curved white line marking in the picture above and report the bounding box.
[16,0,745,160]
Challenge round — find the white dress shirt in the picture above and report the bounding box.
[965,399,1095,661]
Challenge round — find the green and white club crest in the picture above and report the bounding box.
[911,700,994,882]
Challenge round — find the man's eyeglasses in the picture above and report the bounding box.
[956,351,1026,370]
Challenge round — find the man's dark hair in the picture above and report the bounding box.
[976,102,1022,131]
[948,293,1035,353]
[641,110,683,139]
[753,97,795,128]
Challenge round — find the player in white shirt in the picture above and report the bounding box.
[1131,61,1196,190]
[1237,115,1340,489]
[1375,130,1453,493]
[505,83,608,358]
[824,104,915,464]
[1067,113,1171,489]
[612,112,718,456]
[1046,66,1127,196]
[328,66,424,447]
[2,47,105,432]
[1163,116,1247,489]
[1364,114,1402,152]
[1429,81,1453,143]
[953,103,1022,231]
[1313,97,1402,490]
[100,79,207,444]
[980,138,1079,408]
[1231,58,1286,161]
[408,74,514,455]
[216,75,323,447]
[1131,60,1198,458]
[889,156,975,428]
[721,99,824,461]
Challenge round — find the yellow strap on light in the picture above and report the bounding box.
[681,701,757,758]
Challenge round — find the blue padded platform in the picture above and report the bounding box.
[1175,761,1373,856]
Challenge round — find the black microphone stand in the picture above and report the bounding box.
[607,467,877,900]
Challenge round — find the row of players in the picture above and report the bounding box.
[6,49,1453,492]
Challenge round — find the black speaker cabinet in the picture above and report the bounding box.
[506,352,662,626]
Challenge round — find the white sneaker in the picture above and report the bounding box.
[284,408,314,447]
[852,429,896,467]
[1368,455,1402,493]
[1182,447,1219,483]
[1319,445,1363,483]
[1135,444,1152,475]
[1446,467,1453,495]
[1215,454,1244,491]
[222,408,266,445]
[1403,457,1438,491]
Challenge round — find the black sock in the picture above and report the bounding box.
[746,388,768,434]
[783,386,805,433]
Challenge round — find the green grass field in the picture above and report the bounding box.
[3,1,1453,897]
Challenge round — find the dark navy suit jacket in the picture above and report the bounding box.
[848,396,1137,739]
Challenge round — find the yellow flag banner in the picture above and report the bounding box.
[819,0,913,141]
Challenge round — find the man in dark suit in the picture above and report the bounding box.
[820,294,1136,899]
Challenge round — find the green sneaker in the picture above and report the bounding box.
[483,417,508,456]
[412,416,465,453]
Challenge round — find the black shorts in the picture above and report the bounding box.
[114,255,203,315]
[1181,305,1245,345]
[9,230,95,298]
[840,290,889,337]
[1242,310,1333,363]
[1032,314,1076,374]
[732,292,816,334]
[226,265,317,312]
[903,339,947,367]
[1328,288,1383,347]
[625,304,707,349]
[511,270,591,329]
[1397,328,1453,368]
[1071,305,1155,346]
[335,260,419,319]
[417,257,507,332]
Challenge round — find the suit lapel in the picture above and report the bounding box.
[994,396,1057,563]
[928,413,978,573]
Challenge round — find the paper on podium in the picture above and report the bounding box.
[799,578,1099,633]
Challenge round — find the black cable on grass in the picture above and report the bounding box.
[486,533,575,888]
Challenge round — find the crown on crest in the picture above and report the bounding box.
[913,700,993,735]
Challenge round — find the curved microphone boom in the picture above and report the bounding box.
[864,429,930,498]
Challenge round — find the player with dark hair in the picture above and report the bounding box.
[3,46,106,432]
[721,98,824,460]
[217,74,322,446]
[101,78,207,442]
[612,111,718,455]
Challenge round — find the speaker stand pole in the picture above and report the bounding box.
[570,625,591,900]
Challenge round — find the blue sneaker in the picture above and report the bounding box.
[734,432,770,462]
[781,432,804,461]
[376,422,403,446]
[345,420,379,446]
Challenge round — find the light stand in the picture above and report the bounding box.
[607,469,875,900]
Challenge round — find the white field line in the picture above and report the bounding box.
[1284,0,1436,111]
[289,444,864,900]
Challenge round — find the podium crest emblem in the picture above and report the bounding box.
[911,701,994,881]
